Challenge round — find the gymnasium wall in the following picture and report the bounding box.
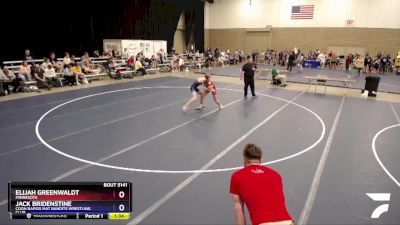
[205,0,400,56]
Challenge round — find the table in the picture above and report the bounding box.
[303,75,355,95]
[302,60,321,68]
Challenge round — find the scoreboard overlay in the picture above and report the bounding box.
[8,182,132,220]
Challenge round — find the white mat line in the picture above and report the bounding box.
[298,96,345,225]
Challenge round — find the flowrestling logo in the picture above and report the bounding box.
[366,193,391,219]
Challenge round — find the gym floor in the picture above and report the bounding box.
[198,64,400,94]
[0,75,399,224]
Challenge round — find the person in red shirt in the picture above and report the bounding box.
[230,143,293,225]
[127,54,135,70]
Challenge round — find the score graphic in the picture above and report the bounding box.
[8,182,132,220]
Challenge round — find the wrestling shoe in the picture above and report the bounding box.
[195,105,205,110]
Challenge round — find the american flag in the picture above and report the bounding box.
[291,5,314,19]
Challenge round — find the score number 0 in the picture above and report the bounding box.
[118,191,125,211]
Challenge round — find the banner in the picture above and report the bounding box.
[105,39,167,59]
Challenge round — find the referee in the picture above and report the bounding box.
[240,56,257,98]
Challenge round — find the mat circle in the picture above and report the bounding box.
[35,86,326,174]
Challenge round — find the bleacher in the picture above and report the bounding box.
[1,53,208,96]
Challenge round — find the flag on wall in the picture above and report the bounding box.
[291,5,314,19]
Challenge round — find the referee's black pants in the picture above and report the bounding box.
[287,62,293,72]
[244,78,255,96]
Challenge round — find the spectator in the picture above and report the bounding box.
[150,55,157,68]
[297,53,304,72]
[93,50,100,58]
[230,143,293,225]
[317,53,326,68]
[126,54,135,70]
[24,49,33,60]
[19,60,32,81]
[214,47,220,58]
[171,54,179,72]
[71,63,85,85]
[345,53,353,71]
[377,52,382,60]
[82,61,97,74]
[0,65,20,93]
[307,51,313,60]
[101,50,111,58]
[136,51,144,61]
[78,56,86,68]
[355,55,364,77]
[83,52,90,60]
[272,68,287,87]
[373,58,380,73]
[252,50,257,63]
[44,64,57,86]
[205,53,214,68]
[194,50,200,61]
[49,52,62,71]
[330,54,338,70]
[33,64,51,89]
[380,54,388,74]
[112,47,120,59]
[135,57,147,76]
[364,53,372,74]
[49,52,57,65]
[63,52,71,65]
[41,58,52,70]
[395,52,400,74]
[62,64,75,85]
[158,49,166,64]
[238,49,244,63]
[108,57,117,70]
[70,55,77,64]
[229,52,238,65]
[178,56,185,70]
[386,54,393,73]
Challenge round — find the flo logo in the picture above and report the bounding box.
[366,193,391,219]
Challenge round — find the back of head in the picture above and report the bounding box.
[243,143,262,161]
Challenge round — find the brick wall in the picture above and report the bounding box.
[205,28,400,56]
